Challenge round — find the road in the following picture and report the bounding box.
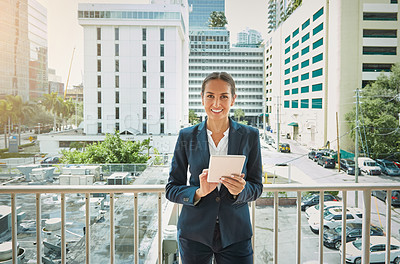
[257,137,400,263]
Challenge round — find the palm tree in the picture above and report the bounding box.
[41,92,61,131]
[0,99,12,148]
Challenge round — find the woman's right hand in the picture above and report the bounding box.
[194,169,218,201]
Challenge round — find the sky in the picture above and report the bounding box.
[36,0,268,88]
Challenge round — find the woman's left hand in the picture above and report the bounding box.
[220,173,246,196]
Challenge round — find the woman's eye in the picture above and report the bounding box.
[207,95,214,98]
[221,96,228,99]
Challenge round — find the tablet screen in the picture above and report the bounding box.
[207,155,246,183]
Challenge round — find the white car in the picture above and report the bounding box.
[341,236,400,264]
[308,207,363,233]
[305,201,343,219]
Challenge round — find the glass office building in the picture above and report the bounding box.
[188,0,224,28]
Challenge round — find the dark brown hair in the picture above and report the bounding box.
[201,72,236,96]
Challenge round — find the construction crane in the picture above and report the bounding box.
[64,47,76,99]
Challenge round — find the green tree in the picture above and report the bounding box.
[345,63,400,160]
[41,92,62,131]
[208,11,228,28]
[61,132,150,164]
[234,108,245,122]
[0,99,12,148]
[189,109,199,125]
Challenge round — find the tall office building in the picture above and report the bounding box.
[265,0,399,150]
[236,28,263,46]
[78,1,189,135]
[267,0,293,33]
[188,0,224,28]
[0,0,48,101]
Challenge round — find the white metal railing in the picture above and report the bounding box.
[1,183,400,264]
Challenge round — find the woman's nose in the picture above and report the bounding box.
[212,98,220,107]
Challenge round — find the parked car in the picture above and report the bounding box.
[279,143,291,153]
[305,201,343,219]
[376,159,400,176]
[323,223,384,250]
[317,156,336,168]
[308,150,316,160]
[372,190,400,206]
[341,236,400,264]
[358,157,381,175]
[40,156,60,166]
[308,207,363,234]
[340,159,361,175]
[300,193,339,211]
[312,151,326,162]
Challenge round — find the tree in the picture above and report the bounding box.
[189,109,199,125]
[234,109,245,122]
[208,11,228,28]
[41,92,62,131]
[345,63,400,160]
[0,99,12,148]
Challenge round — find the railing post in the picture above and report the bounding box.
[110,192,115,264]
[134,193,139,264]
[341,191,347,264]
[386,190,392,264]
[61,193,66,264]
[273,191,278,264]
[296,191,301,264]
[362,190,371,264]
[251,200,256,264]
[36,193,42,264]
[11,193,17,264]
[158,192,162,264]
[318,190,324,264]
[85,193,91,264]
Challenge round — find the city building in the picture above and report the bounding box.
[65,84,83,102]
[267,0,293,33]
[236,28,263,46]
[78,1,189,135]
[265,0,399,150]
[188,0,224,28]
[48,68,64,95]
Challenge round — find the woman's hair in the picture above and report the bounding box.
[201,72,236,96]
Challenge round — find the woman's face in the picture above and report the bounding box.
[201,79,236,122]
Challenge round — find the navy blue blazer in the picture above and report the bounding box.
[165,118,263,248]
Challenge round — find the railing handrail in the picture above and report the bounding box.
[1,182,399,194]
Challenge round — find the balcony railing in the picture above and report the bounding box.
[1,183,399,264]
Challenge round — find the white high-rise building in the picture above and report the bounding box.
[237,28,263,45]
[78,1,189,135]
[265,0,399,150]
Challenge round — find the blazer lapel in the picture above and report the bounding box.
[197,120,210,168]
[227,118,243,155]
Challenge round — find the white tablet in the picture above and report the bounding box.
[207,155,246,183]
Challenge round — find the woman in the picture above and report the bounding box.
[165,72,263,264]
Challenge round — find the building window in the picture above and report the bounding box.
[363,46,397,55]
[115,75,119,88]
[292,28,299,37]
[98,122,102,134]
[160,44,164,57]
[115,27,119,40]
[143,123,147,134]
[284,57,290,64]
[292,64,299,72]
[115,91,119,104]
[313,23,324,35]
[312,68,323,77]
[301,46,309,55]
[301,99,309,108]
[160,107,164,119]
[301,59,309,68]
[362,63,393,72]
[285,47,290,54]
[98,91,101,103]
[363,12,397,21]
[98,107,101,119]
[285,35,290,43]
[97,44,101,56]
[292,40,299,49]
[284,79,290,85]
[97,75,101,88]
[302,19,310,30]
[292,76,299,83]
[312,53,323,63]
[160,76,164,88]
[97,60,101,72]
[284,89,290,95]
[143,76,146,88]
[143,60,147,72]
[292,88,299,94]
[313,38,323,49]
[142,28,146,41]
[301,73,309,81]
[160,28,165,41]
[292,100,298,108]
[284,68,290,75]
[160,123,164,134]
[284,100,290,108]
[301,86,309,93]
[143,107,147,119]
[160,61,164,72]
[312,98,323,109]
[116,122,119,132]
[301,33,310,43]
[312,83,323,91]
[292,52,299,60]
[115,44,119,56]
[116,107,119,120]
[160,92,164,104]
[313,7,324,21]
[142,44,146,56]
[97,27,101,40]
[143,91,146,104]
[363,29,397,38]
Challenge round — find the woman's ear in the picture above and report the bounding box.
[231,94,237,106]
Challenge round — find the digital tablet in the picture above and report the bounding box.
[207,155,246,183]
